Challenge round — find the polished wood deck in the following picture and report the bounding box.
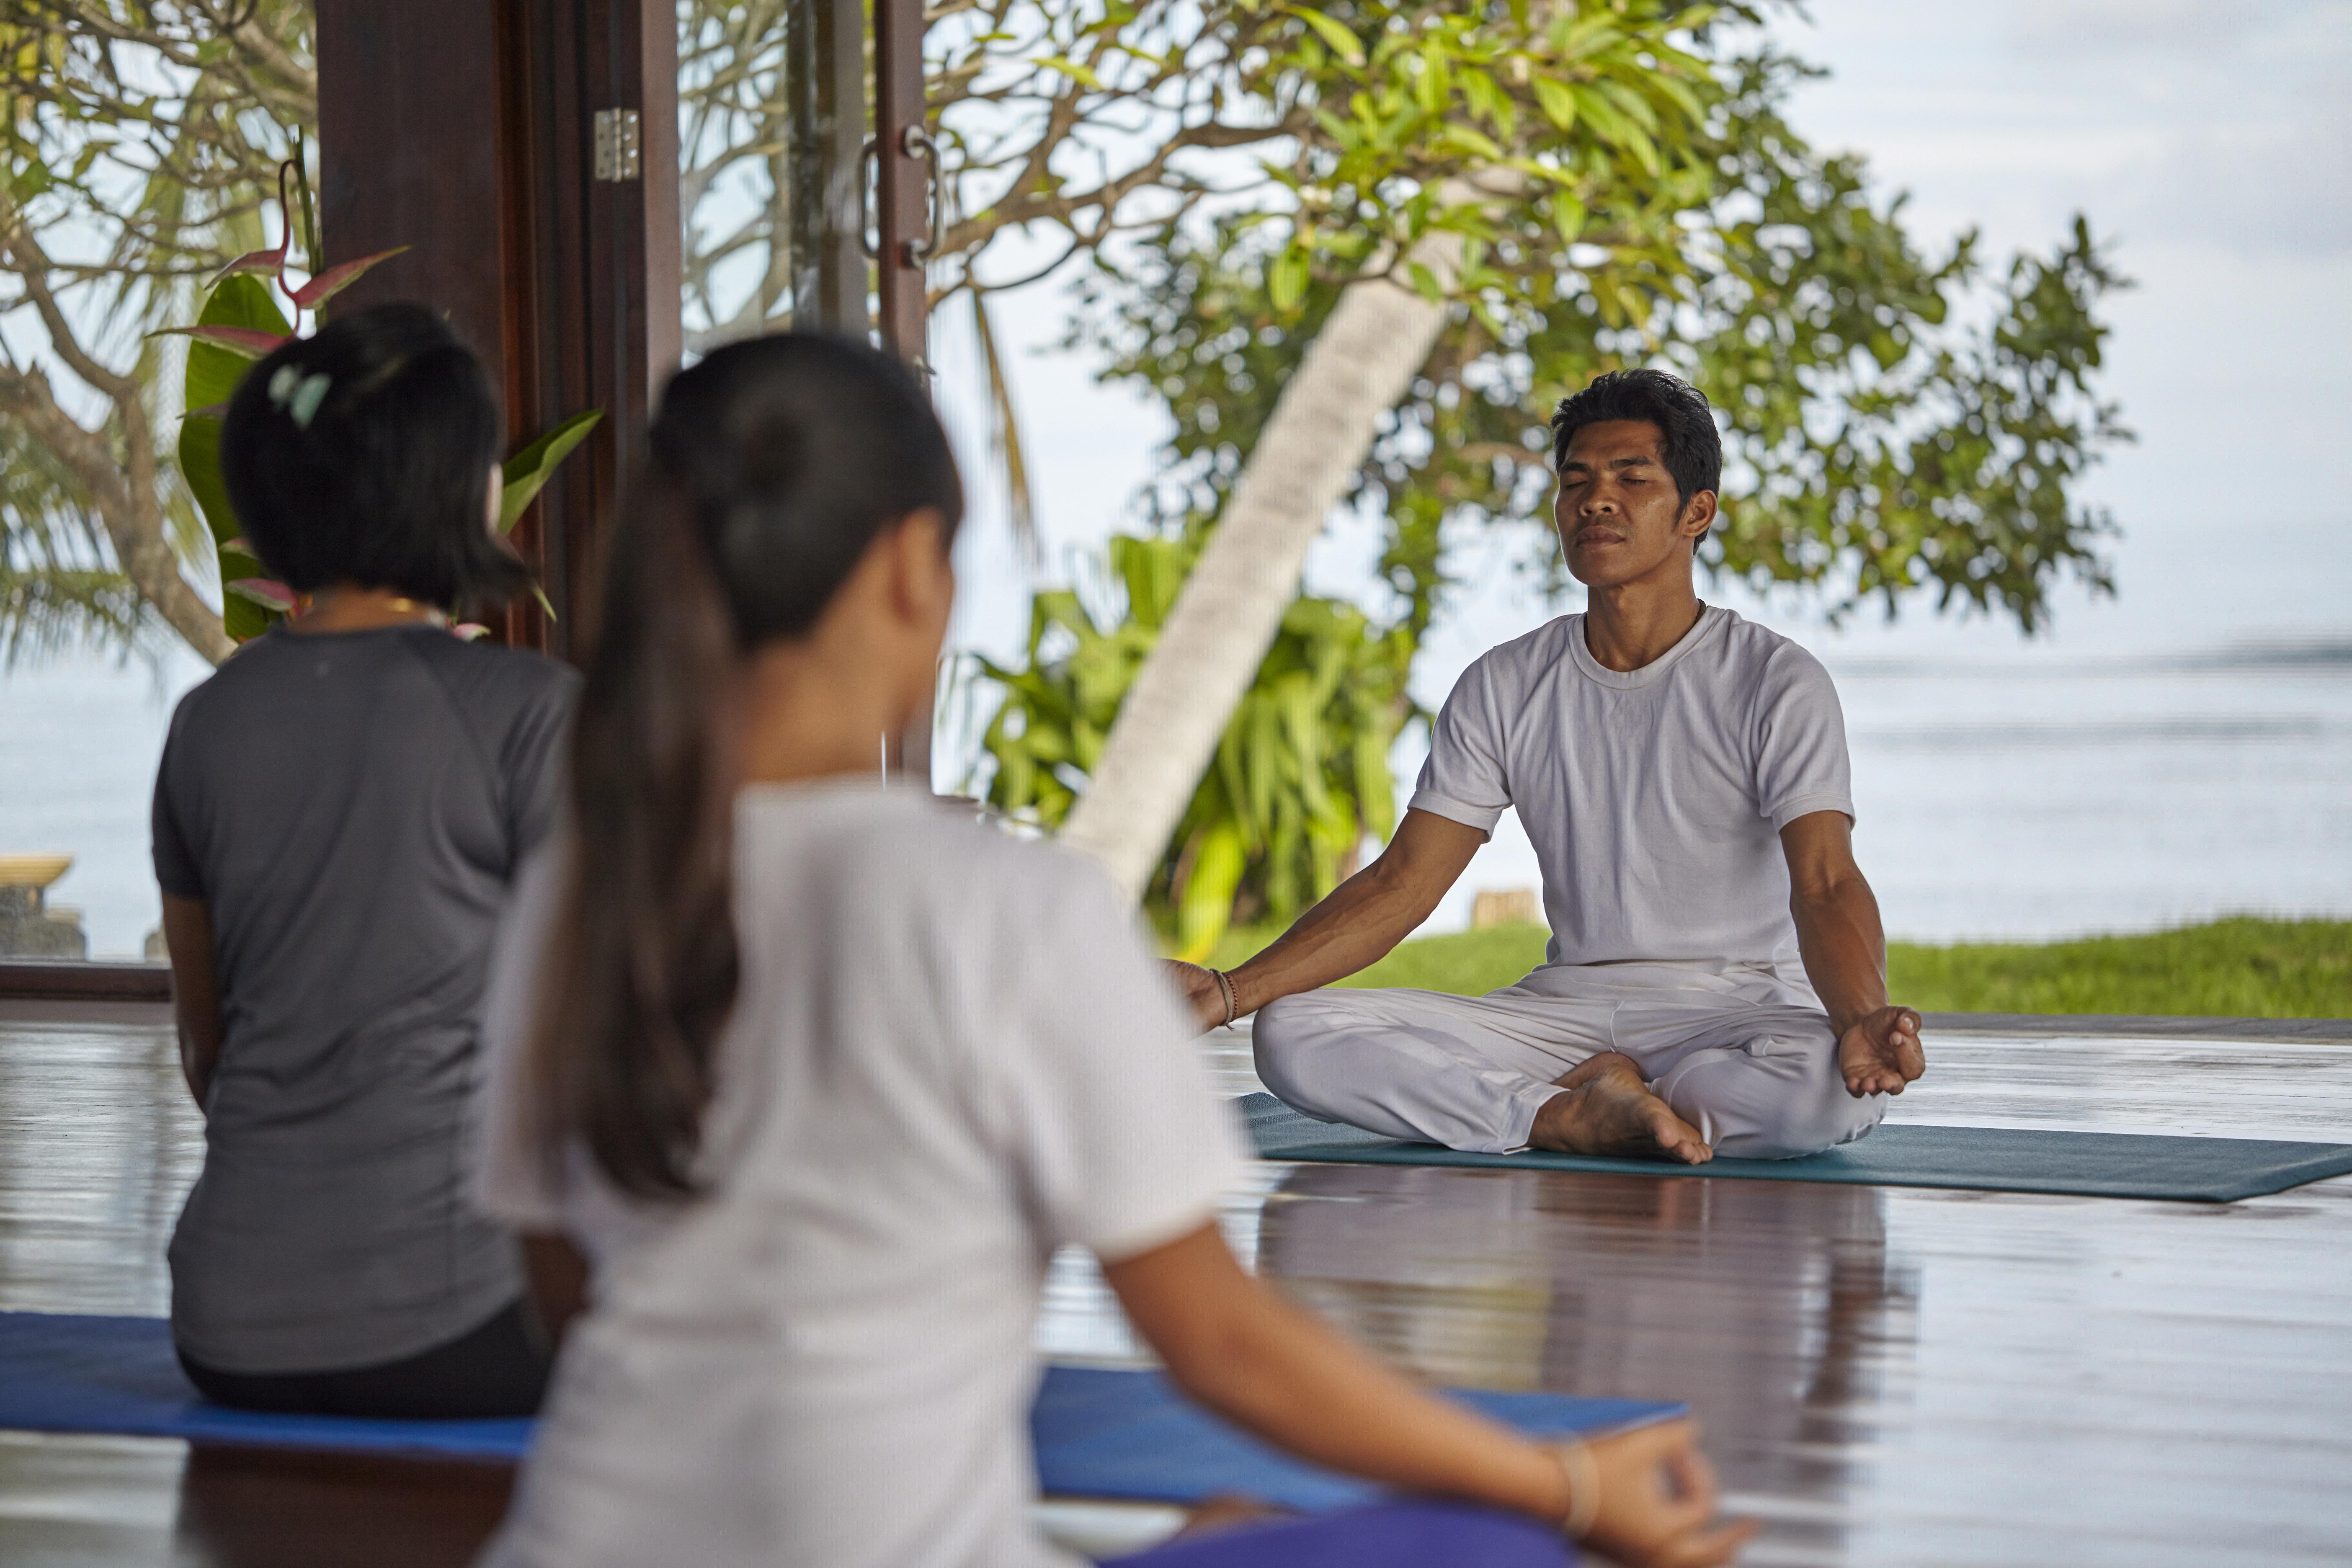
[4,1000,2349,1565]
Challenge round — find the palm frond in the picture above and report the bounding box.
[972,288,1041,567]
[0,422,161,668]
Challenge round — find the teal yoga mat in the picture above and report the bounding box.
[1238,1093,2352,1202]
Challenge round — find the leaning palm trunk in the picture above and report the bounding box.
[1059,188,1499,900]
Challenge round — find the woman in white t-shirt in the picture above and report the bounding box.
[469,333,1751,1568]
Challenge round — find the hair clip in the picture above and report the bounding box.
[267,364,333,431]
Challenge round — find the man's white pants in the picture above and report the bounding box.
[1253,966,1886,1160]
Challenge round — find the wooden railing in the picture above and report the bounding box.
[0,962,172,1002]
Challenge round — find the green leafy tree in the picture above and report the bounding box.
[1096,50,2126,634]
[0,2,312,665]
[978,7,2128,934]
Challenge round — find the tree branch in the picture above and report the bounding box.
[0,363,230,663]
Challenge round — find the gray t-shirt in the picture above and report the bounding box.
[152,623,578,1374]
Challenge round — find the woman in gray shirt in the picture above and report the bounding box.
[151,304,578,1418]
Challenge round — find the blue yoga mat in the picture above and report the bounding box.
[1240,1092,2352,1202]
[0,1313,1676,1512]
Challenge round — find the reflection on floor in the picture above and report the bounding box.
[4,1000,2349,1566]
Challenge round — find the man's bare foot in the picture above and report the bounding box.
[1528,1053,1712,1164]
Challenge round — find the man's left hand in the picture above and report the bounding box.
[1837,1006,1925,1098]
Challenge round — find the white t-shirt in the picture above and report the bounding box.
[1411,606,1853,988]
[472,781,1245,1568]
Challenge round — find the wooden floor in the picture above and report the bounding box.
[3,1001,2349,1565]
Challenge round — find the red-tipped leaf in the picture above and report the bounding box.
[204,161,297,291]
[288,246,411,311]
[154,325,292,360]
[226,579,299,613]
[204,242,290,292]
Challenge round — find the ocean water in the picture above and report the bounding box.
[3,640,2346,960]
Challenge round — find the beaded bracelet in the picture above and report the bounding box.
[1207,967,1238,1028]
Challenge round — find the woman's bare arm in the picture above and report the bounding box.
[1103,1222,1754,1566]
[160,895,224,1109]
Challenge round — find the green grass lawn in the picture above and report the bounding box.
[1194,917,2352,1018]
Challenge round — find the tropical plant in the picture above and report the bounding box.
[1,6,625,663]
[972,531,1416,958]
[1047,5,2131,899]
[158,159,600,641]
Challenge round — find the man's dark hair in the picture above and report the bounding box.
[221,302,530,614]
[1549,367,1723,508]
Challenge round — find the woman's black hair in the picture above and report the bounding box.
[532,332,963,1200]
[219,301,530,613]
[1549,367,1723,507]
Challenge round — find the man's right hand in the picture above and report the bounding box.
[1576,1418,1756,1567]
[1162,959,1228,1032]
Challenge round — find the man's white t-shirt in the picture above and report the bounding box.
[1411,605,1853,990]
[471,781,1245,1568]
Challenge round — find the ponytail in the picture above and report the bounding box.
[530,333,962,1199]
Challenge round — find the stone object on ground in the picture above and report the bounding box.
[1471,887,1541,930]
[0,855,89,960]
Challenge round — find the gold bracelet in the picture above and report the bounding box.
[1208,967,1238,1028]
[1551,1437,1600,1538]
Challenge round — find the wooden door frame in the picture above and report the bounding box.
[315,0,682,663]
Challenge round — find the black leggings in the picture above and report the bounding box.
[178,1298,552,1419]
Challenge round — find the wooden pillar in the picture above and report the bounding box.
[316,0,681,664]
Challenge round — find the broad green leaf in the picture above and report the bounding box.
[1572,85,1632,148]
[176,417,237,553]
[1175,820,1247,962]
[1438,124,1504,162]
[1268,246,1311,314]
[1413,43,1448,116]
[1352,728,1397,839]
[1532,77,1577,132]
[500,409,604,534]
[1459,67,1515,136]
[1552,192,1587,243]
[180,274,293,415]
[1286,6,1365,68]
[1245,696,1283,838]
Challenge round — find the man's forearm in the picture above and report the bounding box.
[1227,862,1436,1016]
[1792,877,1891,1035]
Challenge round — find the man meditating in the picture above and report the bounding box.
[1170,368,1925,1163]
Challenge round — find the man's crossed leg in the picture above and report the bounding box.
[1253,983,1885,1163]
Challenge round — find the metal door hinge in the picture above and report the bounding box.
[593,109,642,182]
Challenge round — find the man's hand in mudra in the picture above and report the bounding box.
[1162,960,1230,1033]
[1838,1005,1925,1098]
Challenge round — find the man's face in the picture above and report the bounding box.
[1553,419,1715,589]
